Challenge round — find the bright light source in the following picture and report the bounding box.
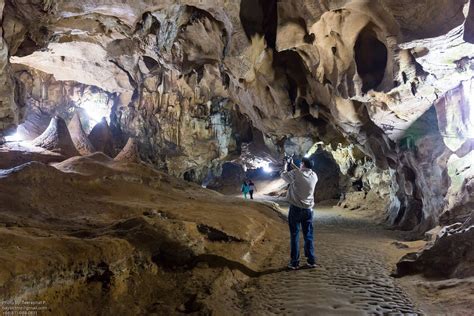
[5,132,23,142]
[80,99,109,124]
[262,162,273,173]
[304,153,311,158]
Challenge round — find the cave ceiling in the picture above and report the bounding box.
[1,0,473,165]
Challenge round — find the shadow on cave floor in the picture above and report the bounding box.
[238,207,422,314]
[228,188,426,314]
[217,180,471,315]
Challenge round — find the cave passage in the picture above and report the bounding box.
[0,1,473,315]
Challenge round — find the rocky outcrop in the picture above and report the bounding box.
[396,211,474,278]
[31,116,79,157]
[0,1,17,133]
[0,156,287,313]
[12,66,115,138]
[68,112,95,156]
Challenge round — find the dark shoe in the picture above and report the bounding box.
[287,263,298,270]
[306,262,318,268]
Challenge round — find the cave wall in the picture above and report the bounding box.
[12,66,116,139]
[0,0,472,239]
[0,1,17,132]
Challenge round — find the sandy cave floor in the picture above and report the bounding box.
[226,194,474,316]
[229,203,420,315]
[213,177,474,315]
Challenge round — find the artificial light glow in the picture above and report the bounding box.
[262,162,273,173]
[304,153,311,158]
[80,100,109,125]
[5,132,23,142]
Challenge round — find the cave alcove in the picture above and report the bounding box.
[354,24,388,93]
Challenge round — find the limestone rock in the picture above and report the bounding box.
[0,155,287,313]
[309,147,342,202]
[88,118,114,157]
[68,112,95,156]
[30,116,79,157]
[0,0,472,249]
[114,138,141,163]
[396,211,474,278]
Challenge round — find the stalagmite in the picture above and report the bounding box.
[68,112,95,155]
[30,116,79,157]
[114,137,141,163]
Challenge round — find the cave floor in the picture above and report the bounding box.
[230,204,422,315]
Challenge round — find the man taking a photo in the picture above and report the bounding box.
[281,156,318,270]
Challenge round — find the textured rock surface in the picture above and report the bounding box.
[68,112,96,155]
[114,137,141,163]
[0,156,286,313]
[0,0,473,281]
[397,211,474,278]
[0,1,17,132]
[31,116,79,157]
[12,66,115,140]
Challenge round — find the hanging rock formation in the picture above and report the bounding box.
[68,112,95,156]
[30,116,79,157]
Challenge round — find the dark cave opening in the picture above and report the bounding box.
[354,24,388,93]
[183,169,196,182]
[274,50,309,112]
[239,0,278,49]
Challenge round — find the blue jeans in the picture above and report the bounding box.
[288,205,316,266]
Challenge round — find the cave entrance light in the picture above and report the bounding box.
[79,94,110,126]
[4,131,24,142]
[262,162,273,173]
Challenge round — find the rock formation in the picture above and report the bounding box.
[397,211,474,278]
[309,146,342,202]
[88,118,115,157]
[0,0,473,283]
[114,137,141,163]
[68,112,95,156]
[0,156,286,314]
[30,116,79,157]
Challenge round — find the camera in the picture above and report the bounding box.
[283,153,294,167]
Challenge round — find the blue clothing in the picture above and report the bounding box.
[288,205,316,267]
[242,183,250,199]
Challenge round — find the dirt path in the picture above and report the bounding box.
[234,204,423,315]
